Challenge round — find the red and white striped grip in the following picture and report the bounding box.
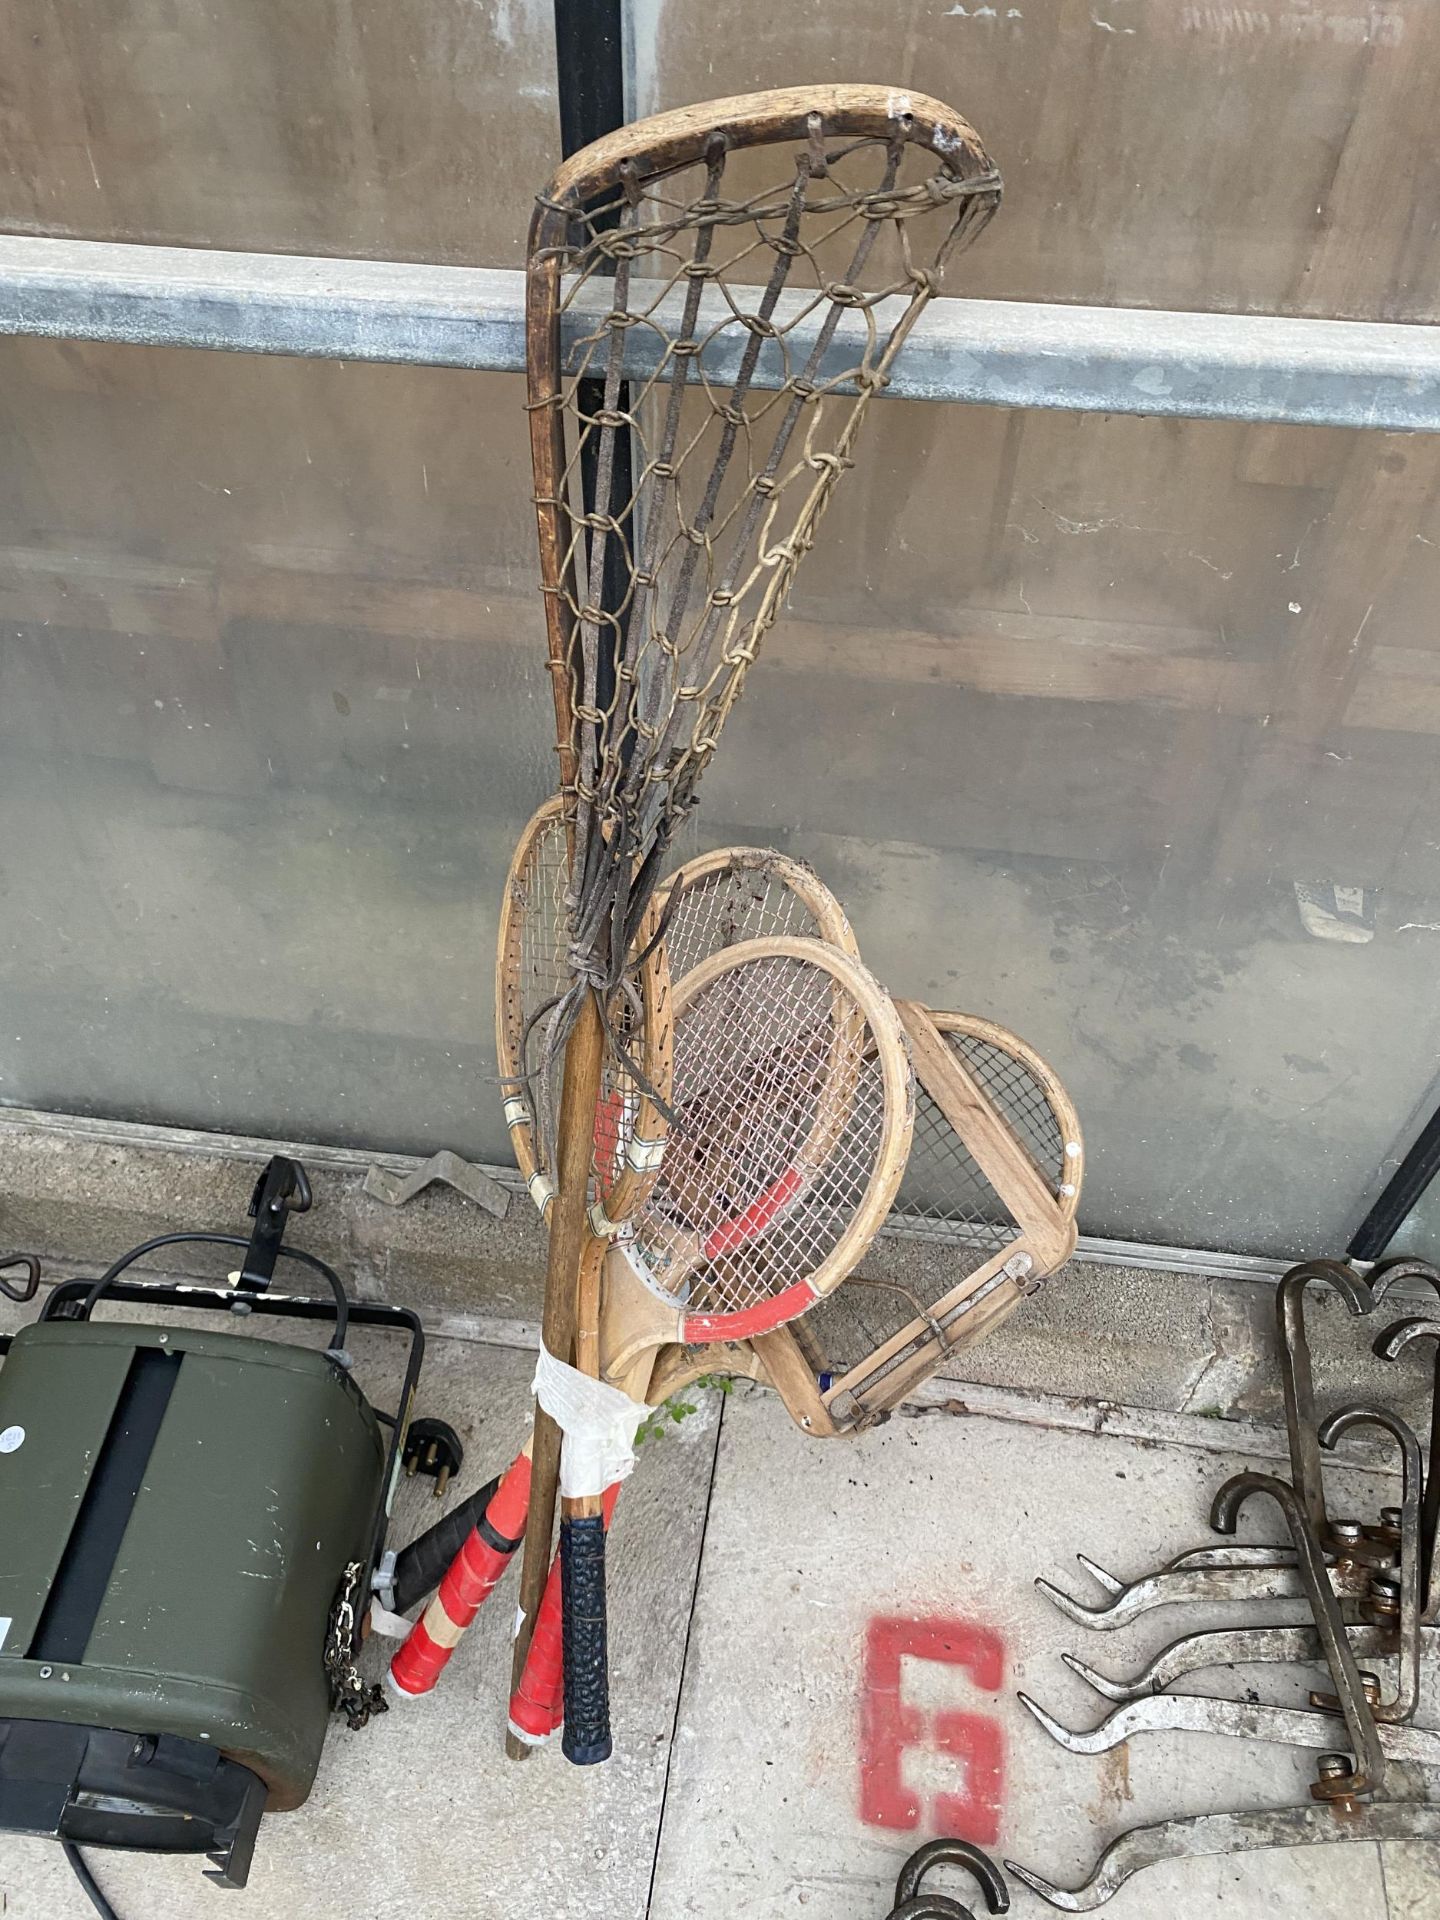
[508,1480,621,1744]
[388,1448,532,1700]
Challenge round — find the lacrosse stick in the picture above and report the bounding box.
[787,1004,1082,1428]
[514,81,999,1761]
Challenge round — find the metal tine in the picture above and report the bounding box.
[1036,1556,1372,1631]
[1211,1471,1387,1801]
[1015,1687,1440,1766]
[1076,1545,1300,1590]
[1274,1259,1375,1547]
[1316,1404,1423,1720]
[1061,1621,1399,1703]
[1159,1543,1301,1572]
[1003,1800,1440,1913]
[1373,1313,1440,1625]
[1072,1553,1122,1595]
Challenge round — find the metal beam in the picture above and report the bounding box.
[2,233,1439,432]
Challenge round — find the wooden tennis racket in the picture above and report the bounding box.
[789,1002,1082,1427]
[496,794,673,1230]
[509,934,914,1742]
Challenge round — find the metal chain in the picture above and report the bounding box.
[324,1560,389,1732]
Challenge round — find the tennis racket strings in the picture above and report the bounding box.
[791,1008,1082,1425]
[655,847,860,980]
[619,936,913,1337]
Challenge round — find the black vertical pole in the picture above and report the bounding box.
[554,0,626,159]
[1349,1102,1440,1262]
[554,0,634,832]
[551,0,630,1773]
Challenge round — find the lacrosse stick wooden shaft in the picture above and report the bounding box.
[507,988,606,1759]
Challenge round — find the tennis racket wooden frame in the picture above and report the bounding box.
[655,846,861,961]
[496,794,674,1227]
[600,935,914,1373]
[817,1002,1083,1428]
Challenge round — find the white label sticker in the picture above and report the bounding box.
[0,1617,10,1651]
[0,1427,24,1455]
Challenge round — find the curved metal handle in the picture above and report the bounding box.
[1275,1260,1373,1544]
[1211,1469,1386,1800]
[889,1840,1009,1918]
[1373,1313,1440,1625]
[1369,1257,1440,1306]
[889,1899,977,1919]
[0,1254,40,1304]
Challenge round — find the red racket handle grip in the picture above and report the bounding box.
[389,1448,531,1700]
[508,1482,620,1745]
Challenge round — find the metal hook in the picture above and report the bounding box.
[1274,1260,1374,1546]
[1317,1403,1423,1720]
[1373,1313,1440,1624]
[1015,1686,1440,1767]
[0,1253,40,1304]
[1211,1470,1387,1801]
[1369,1255,1440,1305]
[886,1840,1008,1920]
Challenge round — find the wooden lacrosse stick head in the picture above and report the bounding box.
[526,85,1001,947]
[792,1003,1082,1430]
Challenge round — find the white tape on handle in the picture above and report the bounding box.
[533,1342,650,1501]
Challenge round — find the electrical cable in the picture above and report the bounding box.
[58,1231,351,1359]
[62,1842,121,1920]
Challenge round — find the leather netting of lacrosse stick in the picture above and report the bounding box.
[528,84,1000,1043]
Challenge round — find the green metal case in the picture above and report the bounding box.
[0,1319,386,1810]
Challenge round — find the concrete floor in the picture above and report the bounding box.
[1,1316,1437,1920]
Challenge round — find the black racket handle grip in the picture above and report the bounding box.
[560,1512,612,1765]
[390,1473,501,1615]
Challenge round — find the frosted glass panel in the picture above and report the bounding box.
[2,336,1438,1255]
